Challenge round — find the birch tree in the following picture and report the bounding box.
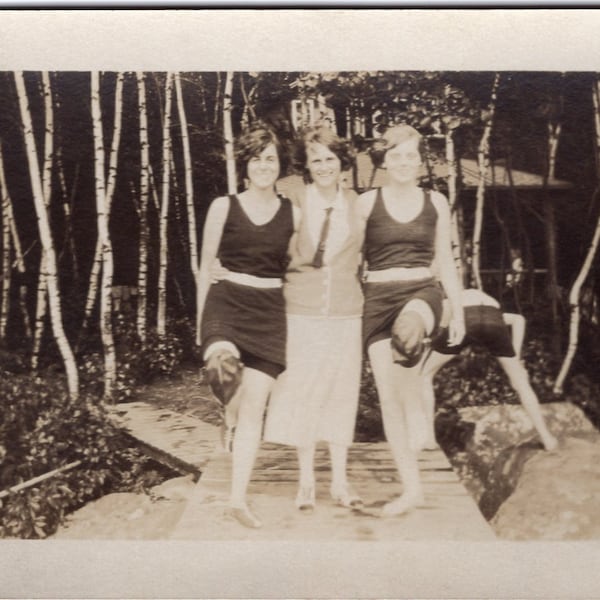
[14,71,78,398]
[223,71,237,194]
[444,129,465,283]
[174,73,199,289]
[157,72,174,336]
[31,71,54,370]
[554,76,600,393]
[0,162,10,341]
[471,73,501,290]
[81,73,124,340]
[136,72,150,343]
[91,71,117,400]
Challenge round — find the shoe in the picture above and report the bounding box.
[381,492,424,517]
[205,350,244,405]
[220,423,235,453]
[226,505,262,529]
[295,486,316,511]
[330,485,363,508]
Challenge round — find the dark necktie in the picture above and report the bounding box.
[312,207,333,269]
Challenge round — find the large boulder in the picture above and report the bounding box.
[491,436,600,539]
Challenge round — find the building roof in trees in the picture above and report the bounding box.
[277,152,572,196]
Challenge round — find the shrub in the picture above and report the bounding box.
[0,371,161,539]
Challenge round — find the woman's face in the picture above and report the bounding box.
[383,137,422,184]
[247,143,280,190]
[306,142,341,189]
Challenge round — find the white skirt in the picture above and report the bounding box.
[263,314,362,448]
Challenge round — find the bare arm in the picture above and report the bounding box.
[196,196,229,346]
[356,189,377,275]
[503,312,526,360]
[431,191,464,344]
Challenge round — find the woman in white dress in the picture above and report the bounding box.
[263,125,365,511]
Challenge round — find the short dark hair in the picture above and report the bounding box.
[369,124,427,169]
[293,125,354,183]
[235,124,288,181]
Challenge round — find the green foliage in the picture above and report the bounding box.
[0,369,162,539]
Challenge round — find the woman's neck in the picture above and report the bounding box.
[244,185,278,204]
[386,180,420,196]
[313,183,338,205]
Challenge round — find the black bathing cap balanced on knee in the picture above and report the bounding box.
[391,311,428,368]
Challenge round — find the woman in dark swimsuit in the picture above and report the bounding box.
[359,124,465,517]
[196,126,299,528]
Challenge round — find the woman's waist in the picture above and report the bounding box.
[220,271,283,289]
[364,266,432,282]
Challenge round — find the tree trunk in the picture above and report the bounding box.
[0,169,11,341]
[31,71,54,371]
[174,73,200,290]
[554,78,600,393]
[472,73,501,290]
[91,71,117,401]
[223,71,237,195]
[544,122,562,328]
[80,73,124,340]
[445,131,465,284]
[157,72,174,337]
[136,72,150,343]
[14,71,78,398]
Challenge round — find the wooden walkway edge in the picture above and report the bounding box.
[112,402,495,541]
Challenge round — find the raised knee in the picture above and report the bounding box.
[391,311,426,367]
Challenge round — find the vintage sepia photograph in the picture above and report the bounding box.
[2,9,600,599]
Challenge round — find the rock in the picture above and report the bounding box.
[150,475,196,501]
[492,436,600,539]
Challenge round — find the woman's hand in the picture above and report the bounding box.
[210,258,230,283]
[447,317,465,346]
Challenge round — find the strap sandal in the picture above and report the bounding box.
[205,350,244,405]
[330,485,364,508]
[226,505,262,529]
[220,423,235,453]
[295,486,316,512]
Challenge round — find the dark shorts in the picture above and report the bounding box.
[201,280,287,378]
[431,304,515,357]
[363,278,444,349]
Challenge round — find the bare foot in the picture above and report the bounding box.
[382,492,425,517]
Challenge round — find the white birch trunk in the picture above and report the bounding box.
[174,73,200,290]
[137,72,150,342]
[0,174,10,340]
[81,73,124,335]
[157,72,173,336]
[445,131,464,283]
[554,78,600,393]
[471,73,500,290]
[15,71,78,398]
[223,71,237,195]
[91,72,117,400]
[31,72,54,370]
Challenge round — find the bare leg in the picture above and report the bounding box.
[329,442,362,507]
[228,366,274,527]
[295,444,316,510]
[369,339,425,516]
[497,356,559,451]
[421,352,454,450]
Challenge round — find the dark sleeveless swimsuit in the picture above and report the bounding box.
[201,194,294,377]
[363,188,444,349]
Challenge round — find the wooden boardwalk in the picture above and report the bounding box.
[113,402,495,541]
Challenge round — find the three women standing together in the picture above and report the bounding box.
[197,122,465,528]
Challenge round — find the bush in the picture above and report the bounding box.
[0,371,162,539]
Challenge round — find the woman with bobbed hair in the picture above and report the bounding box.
[263,124,365,512]
[359,124,465,517]
[197,124,299,528]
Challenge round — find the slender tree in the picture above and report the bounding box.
[14,71,78,398]
[223,71,237,194]
[174,73,199,289]
[91,71,117,400]
[472,73,501,290]
[554,77,600,393]
[136,71,150,343]
[444,129,465,284]
[157,72,174,336]
[31,71,54,370]
[81,73,124,338]
[0,159,11,341]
